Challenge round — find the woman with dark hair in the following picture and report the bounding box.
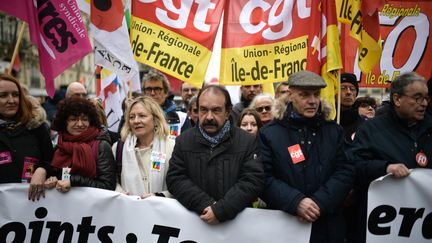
[0,74,53,200]
[44,98,116,193]
[237,108,263,136]
[353,96,377,119]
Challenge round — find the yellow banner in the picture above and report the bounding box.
[220,36,308,86]
[130,16,211,88]
[336,0,382,73]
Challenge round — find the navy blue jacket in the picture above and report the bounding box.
[259,104,354,242]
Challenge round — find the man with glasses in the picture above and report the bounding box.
[142,69,191,137]
[337,73,364,142]
[178,82,200,112]
[231,84,263,123]
[347,72,432,243]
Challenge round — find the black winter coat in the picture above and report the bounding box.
[166,124,264,222]
[0,123,53,183]
[346,108,432,243]
[259,105,354,243]
[348,108,432,188]
[53,130,116,190]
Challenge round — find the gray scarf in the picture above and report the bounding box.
[198,120,231,148]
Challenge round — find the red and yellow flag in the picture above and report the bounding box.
[337,0,384,73]
[307,0,343,119]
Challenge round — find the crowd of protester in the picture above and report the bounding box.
[1,69,431,243]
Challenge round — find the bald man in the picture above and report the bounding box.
[66,82,87,99]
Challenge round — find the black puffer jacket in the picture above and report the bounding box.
[166,123,264,222]
[259,103,354,243]
[53,130,116,190]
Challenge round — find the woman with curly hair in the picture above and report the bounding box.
[44,98,116,193]
[0,74,53,201]
[113,96,175,198]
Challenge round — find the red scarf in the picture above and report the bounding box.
[52,127,101,178]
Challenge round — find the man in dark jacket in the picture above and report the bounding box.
[347,71,432,243]
[166,85,264,224]
[259,70,354,243]
[336,73,364,141]
[230,84,262,123]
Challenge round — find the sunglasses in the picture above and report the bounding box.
[359,103,376,109]
[256,105,272,113]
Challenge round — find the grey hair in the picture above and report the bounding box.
[390,72,425,105]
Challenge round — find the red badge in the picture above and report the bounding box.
[416,152,428,167]
[288,144,305,164]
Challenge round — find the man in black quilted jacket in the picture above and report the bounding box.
[167,85,264,224]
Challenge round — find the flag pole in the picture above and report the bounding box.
[336,70,341,124]
[128,79,132,99]
[8,22,27,75]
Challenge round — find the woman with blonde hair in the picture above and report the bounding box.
[113,96,175,198]
[0,74,53,200]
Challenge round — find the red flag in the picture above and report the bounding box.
[307,0,342,119]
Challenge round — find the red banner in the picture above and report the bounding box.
[342,0,432,88]
[131,0,224,87]
[220,0,314,85]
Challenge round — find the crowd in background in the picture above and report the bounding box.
[1,69,431,243]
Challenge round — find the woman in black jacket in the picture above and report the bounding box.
[0,74,53,199]
[44,98,116,193]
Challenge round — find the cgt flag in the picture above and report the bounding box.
[130,0,225,88]
[220,0,311,86]
[0,0,92,97]
[307,0,343,120]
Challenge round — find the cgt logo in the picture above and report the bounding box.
[138,0,216,32]
[288,144,305,164]
[239,0,311,41]
[91,0,124,32]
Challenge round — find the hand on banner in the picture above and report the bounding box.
[28,167,47,201]
[200,206,220,225]
[297,198,320,223]
[56,180,71,193]
[44,176,58,189]
[386,163,410,178]
[140,193,153,199]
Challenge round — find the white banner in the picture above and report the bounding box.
[367,169,432,243]
[0,184,311,243]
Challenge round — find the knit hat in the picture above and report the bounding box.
[341,73,359,96]
[288,70,327,89]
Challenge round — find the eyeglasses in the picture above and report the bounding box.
[67,116,89,124]
[401,94,431,105]
[256,105,271,113]
[359,103,376,109]
[144,87,163,94]
[182,88,198,93]
[340,86,357,92]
